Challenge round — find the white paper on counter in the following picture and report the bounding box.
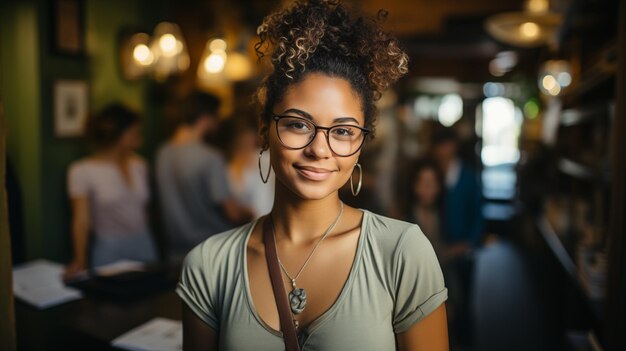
[12,259,83,309]
[111,318,182,351]
[93,259,146,277]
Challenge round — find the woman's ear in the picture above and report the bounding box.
[258,117,270,148]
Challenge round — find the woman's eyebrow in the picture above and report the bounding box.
[281,108,361,124]
[333,117,360,124]
[281,108,313,120]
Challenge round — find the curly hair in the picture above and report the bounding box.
[255,0,408,142]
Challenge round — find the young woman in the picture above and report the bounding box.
[177,1,449,350]
[64,104,158,279]
[407,159,445,260]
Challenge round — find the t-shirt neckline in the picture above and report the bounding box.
[240,209,369,341]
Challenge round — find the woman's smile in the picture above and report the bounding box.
[293,164,337,181]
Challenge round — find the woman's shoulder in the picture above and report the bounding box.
[69,156,94,168]
[182,221,256,271]
[363,210,432,255]
[68,157,101,175]
[365,210,423,238]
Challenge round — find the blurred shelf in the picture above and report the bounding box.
[536,214,576,277]
[557,157,610,184]
[560,102,613,127]
[535,214,605,320]
[562,43,617,104]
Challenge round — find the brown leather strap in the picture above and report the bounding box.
[263,216,301,351]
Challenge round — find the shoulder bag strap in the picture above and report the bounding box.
[262,216,302,351]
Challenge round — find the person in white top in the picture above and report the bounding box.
[64,103,157,280]
[224,119,274,219]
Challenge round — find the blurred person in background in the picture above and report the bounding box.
[64,103,158,279]
[156,92,253,262]
[222,117,274,219]
[406,158,445,259]
[431,126,484,348]
[431,127,484,257]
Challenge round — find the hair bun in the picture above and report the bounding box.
[256,0,408,100]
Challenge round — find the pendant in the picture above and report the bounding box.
[288,280,307,314]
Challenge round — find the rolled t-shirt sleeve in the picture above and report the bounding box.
[392,225,448,333]
[67,163,89,198]
[176,244,219,330]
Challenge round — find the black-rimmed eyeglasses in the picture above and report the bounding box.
[272,114,370,157]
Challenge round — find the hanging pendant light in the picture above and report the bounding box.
[197,38,229,86]
[485,0,562,48]
[150,22,190,81]
[119,32,154,80]
[197,36,254,85]
[224,33,253,81]
[224,51,253,81]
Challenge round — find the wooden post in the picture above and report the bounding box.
[606,0,626,349]
[0,95,16,349]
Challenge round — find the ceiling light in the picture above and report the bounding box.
[485,0,561,48]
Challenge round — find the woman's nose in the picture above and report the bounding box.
[304,129,332,159]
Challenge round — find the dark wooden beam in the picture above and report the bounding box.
[0,83,16,351]
[606,0,626,349]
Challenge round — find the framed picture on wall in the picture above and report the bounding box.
[54,80,89,138]
[52,0,85,56]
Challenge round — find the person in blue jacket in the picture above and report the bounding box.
[431,126,484,348]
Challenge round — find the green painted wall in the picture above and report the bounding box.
[1,0,44,259]
[1,0,163,261]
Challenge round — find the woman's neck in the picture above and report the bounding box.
[93,148,131,163]
[171,125,203,144]
[270,182,344,246]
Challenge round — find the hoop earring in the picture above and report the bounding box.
[350,163,362,196]
[258,148,271,184]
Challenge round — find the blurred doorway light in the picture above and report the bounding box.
[480,97,521,166]
[483,82,505,97]
[437,94,463,127]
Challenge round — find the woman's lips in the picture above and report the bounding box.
[294,165,334,181]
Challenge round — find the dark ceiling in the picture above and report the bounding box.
[174,0,611,82]
[223,0,528,82]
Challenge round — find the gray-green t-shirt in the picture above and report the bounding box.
[177,210,447,350]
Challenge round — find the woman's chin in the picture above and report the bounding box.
[289,182,340,201]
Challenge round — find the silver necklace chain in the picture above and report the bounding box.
[271,201,344,283]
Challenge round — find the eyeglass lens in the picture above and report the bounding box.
[276,116,366,156]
